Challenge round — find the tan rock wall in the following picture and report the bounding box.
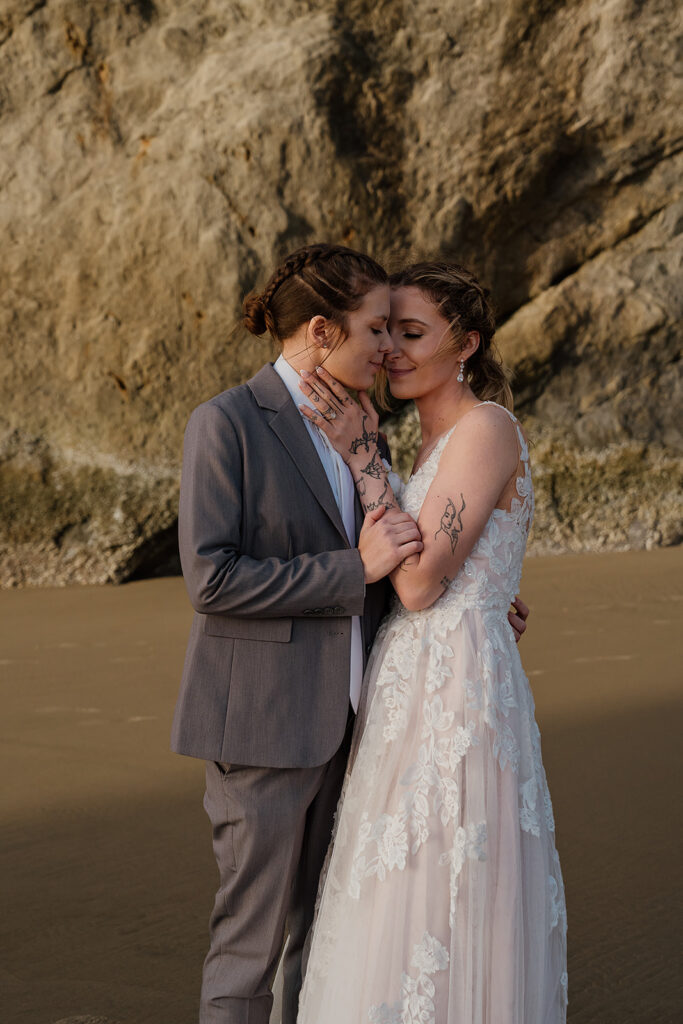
[0,0,680,584]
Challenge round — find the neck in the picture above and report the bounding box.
[415,379,478,447]
[280,331,319,375]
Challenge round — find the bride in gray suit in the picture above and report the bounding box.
[172,244,529,1024]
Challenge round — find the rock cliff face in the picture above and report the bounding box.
[1,0,681,584]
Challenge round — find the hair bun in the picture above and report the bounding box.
[242,292,268,336]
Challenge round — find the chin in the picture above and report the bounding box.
[347,375,375,391]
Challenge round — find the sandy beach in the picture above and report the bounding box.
[1,547,682,1024]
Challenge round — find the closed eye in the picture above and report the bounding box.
[403,332,423,340]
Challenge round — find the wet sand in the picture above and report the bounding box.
[1,547,682,1024]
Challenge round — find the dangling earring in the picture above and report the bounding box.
[457,359,465,383]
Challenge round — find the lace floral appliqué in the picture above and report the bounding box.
[368,932,450,1024]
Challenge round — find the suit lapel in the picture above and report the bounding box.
[354,490,364,543]
[248,364,349,544]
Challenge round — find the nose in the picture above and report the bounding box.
[378,328,393,354]
[385,327,401,360]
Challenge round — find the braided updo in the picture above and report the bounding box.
[385,261,513,410]
[242,243,388,344]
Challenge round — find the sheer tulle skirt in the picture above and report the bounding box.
[298,603,567,1024]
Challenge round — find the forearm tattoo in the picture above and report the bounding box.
[349,415,379,455]
[363,478,394,512]
[440,575,453,588]
[434,494,466,554]
[360,449,383,479]
[353,473,394,512]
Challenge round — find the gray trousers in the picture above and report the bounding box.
[200,712,354,1024]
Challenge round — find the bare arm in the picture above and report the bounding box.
[299,370,528,631]
[387,406,519,610]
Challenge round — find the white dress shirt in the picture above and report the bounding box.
[274,355,364,712]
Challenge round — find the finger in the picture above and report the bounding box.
[382,511,417,526]
[384,520,422,539]
[383,522,421,538]
[393,529,422,546]
[512,596,529,621]
[315,365,353,406]
[508,611,527,637]
[298,378,322,404]
[300,405,331,430]
[511,626,522,643]
[397,539,423,556]
[365,505,386,523]
[302,370,345,414]
[299,378,325,406]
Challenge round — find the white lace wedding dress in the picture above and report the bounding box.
[298,406,567,1024]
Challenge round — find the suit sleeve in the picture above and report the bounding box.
[178,401,366,618]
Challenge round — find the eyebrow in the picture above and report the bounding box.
[397,318,429,326]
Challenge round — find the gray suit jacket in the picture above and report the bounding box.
[171,364,391,768]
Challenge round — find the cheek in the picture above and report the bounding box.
[338,340,372,369]
[323,345,365,387]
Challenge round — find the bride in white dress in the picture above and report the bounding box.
[296,261,567,1024]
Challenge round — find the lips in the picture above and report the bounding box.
[388,368,413,377]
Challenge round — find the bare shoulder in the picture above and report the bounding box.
[432,404,518,488]
[451,402,517,447]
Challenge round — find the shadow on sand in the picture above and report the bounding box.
[3,699,681,1024]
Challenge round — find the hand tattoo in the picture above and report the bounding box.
[349,415,379,455]
[434,494,466,554]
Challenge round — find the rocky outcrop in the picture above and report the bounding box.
[0,0,680,584]
[497,198,683,553]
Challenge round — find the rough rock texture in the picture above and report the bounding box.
[0,0,681,585]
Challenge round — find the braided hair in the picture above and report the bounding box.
[384,261,513,410]
[242,243,387,343]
